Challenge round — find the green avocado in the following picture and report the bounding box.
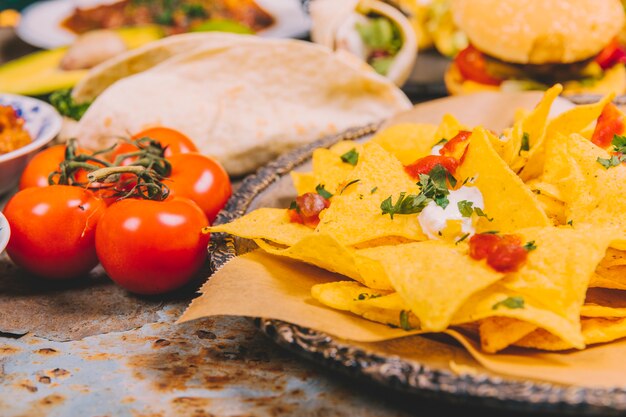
[0,26,163,96]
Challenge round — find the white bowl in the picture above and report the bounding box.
[0,94,63,195]
[0,211,9,254]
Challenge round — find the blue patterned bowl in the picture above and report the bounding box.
[0,94,62,195]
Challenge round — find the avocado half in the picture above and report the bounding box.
[0,26,163,96]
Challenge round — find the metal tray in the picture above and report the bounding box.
[208,120,626,416]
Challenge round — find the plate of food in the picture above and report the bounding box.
[16,0,310,49]
[0,94,63,195]
[179,87,626,415]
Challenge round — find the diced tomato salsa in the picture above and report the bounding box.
[288,192,330,227]
[469,233,528,273]
[404,155,459,179]
[592,102,625,149]
[440,130,472,161]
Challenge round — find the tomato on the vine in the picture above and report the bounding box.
[110,127,198,164]
[3,186,106,279]
[95,197,210,295]
[165,153,232,223]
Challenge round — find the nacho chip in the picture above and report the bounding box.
[592,264,626,290]
[209,208,312,247]
[478,317,537,353]
[311,281,418,328]
[311,147,357,195]
[290,171,317,195]
[498,84,563,170]
[255,233,393,290]
[514,317,626,351]
[540,133,626,236]
[456,127,550,232]
[370,123,439,165]
[454,226,616,351]
[315,142,427,246]
[357,240,504,331]
[433,114,466,144]
[520,93,615,181]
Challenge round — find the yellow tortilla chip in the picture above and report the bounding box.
[290,171,317,195]
[370,123,439,165]
[454,226,616,351]
[209,208,312,247]
[592,264,626,290]
[329,140,362,156]
[433,113,466,143]
[311,147,357,195]
[311,281,418,329]
[514,317,626,351]
[456,127,550,232]
[479,317,537,353]
[357,240,504,331]
[600,248,626,268]
[255,233,393,290]
[541,133,626,236]
[520,93,614,181]
[499,84,563,170]
[583,288,626,316]
[315,142,427,246]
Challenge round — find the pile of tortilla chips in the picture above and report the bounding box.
[210,84,626,353]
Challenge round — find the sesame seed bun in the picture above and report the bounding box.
[451,0,625,65]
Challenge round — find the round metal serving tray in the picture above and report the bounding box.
[208,106,626,416]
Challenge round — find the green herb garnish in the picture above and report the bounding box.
[315,184,333,199]
[456,233,470,245]
[492,296,525,310]
[597,135,626,168]
[519,132,530,155]
[474,207,493,221]
[371,186,378,194]
[433,138,448,146]
[49,89,91,121]
[289,201,299,212]
[417,164,457,209]
[380,192,429,219]
[340,148,359,166]
[399,310,413,330]
[523,240,537,251]
[458,200,474,217]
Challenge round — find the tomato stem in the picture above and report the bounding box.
[88,165,171,201]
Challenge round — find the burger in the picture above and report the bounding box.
[445,0,626,95]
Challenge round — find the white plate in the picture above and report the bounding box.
[0,212,9,255]
[17,0,311,49]
[0,94,63,195]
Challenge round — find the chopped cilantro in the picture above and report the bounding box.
[519,132,530,155]
[380,192,428,219]
[461,177,475,186]
[456,233,470,244]
[612,134,626,153]
[339,179,360,194]
[458,200,474,217]
[340,148,359,166]
[523,240,537,251]
[433,138,448,146]
[288,201,299,212]
[417,164,456,209]
[399,310,413,330]
[371,186,378,194]
[315,184,333,199]
[474,207,493,221]
[483,230,499,234]
[50,89,91,121]
[492,296,525,310]
[597,155,625,169]
[567,220,574,226]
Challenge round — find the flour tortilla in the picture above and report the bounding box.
[74,35,411,175]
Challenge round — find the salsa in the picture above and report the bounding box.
[592,102,625,149]
[61,0,274,35]
[0,106,31,155]
[469,233,528,273]
[288,192,330,228]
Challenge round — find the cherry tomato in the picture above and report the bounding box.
[110,126,198,163]
[440,130,472,161]
[288,192,330,227]
[95,197,210,295]
[592,102,625,149]
[455,45,502,86]
[404,156,459,179]
[165,153,232,223]
[3,186,106,279]
[595,38,626,70]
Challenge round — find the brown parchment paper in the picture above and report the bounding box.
[180,251,626,388]
[180,93,626,389]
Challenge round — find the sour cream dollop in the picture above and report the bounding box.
[418,186,484,240]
